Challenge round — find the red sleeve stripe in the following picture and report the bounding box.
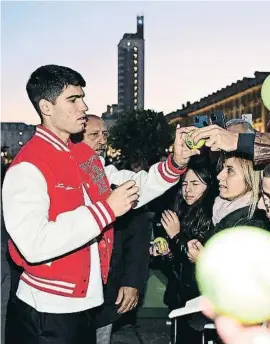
[88,204,106,229]
[88,201,115,230]
[164,159,182,178]
[96,201,115,225]
[166,155,186,176]
[158,162,179,183]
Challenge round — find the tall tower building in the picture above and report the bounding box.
[117,15,144,115]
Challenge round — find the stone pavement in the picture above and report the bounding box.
[111,318,171,344]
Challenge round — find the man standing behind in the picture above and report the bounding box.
[73,115,151,344]
[3,64,197,344]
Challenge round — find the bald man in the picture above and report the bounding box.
[76,115,151,344]
[82,115,108,156]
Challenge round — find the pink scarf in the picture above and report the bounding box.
[212,192,252,226]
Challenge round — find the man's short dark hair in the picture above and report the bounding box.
[26,64,86,121]
[263,164,270,178]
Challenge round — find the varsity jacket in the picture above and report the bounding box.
[2,125,185,313]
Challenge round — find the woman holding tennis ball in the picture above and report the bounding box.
[150,157,217,343]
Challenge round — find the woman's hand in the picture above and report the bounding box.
[160,210,180,239]
[187,239,204,263]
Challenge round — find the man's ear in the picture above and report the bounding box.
[39,99,52,117]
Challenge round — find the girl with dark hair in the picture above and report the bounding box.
[150,158,218,343]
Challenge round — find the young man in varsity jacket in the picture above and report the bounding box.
[73,115,151,344]
[2,64,200,344]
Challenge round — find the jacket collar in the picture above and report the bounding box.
[215,206,250,229]
[35,125,71,152]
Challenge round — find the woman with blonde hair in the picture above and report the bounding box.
[187,152,270,264]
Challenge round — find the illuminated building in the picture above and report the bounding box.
[117,15,145,115]
[166,72,269,132]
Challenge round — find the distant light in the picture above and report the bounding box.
[134,47,138,51]
[19,132,23,135]
[127,41,131,46]
[19,141,23,145]
[1,152,4,157]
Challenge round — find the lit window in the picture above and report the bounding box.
[19,141,23,145]
[134,92,137,97]
[134,73,137,78]
[19,132,23,135]
[134,53,138,58]
[134,47,137,51]
[134,86,138,91]
[134,60,137,65]
[134,67,138,72]
[134,79,137,85]
[134,105,137,110]
[127,41,131,46]
[1,152,4,157]
[134,99,137,104]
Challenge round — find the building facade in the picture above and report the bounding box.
[117,15,145,115]
[1,122,36,160]
[166,72,270,132]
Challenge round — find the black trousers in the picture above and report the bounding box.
[5,297,96,344]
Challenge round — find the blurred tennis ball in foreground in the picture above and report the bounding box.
[261,74,270,111]
[186,130,205,149]
[196,226,270,325]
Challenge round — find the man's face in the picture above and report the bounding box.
[258,177,270,219]
[45,85,88,135]
[83,117,108,155]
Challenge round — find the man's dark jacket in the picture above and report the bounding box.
[95,207,151,328]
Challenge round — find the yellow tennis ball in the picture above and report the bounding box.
[196,226,270,325]
[153,237,168,254]
[261,74,270,111]
[186,130,205,149]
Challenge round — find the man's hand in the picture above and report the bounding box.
[107,181,139,217]
[202,298,270,344]
[115,286,139,314]
[187,239,203,263]
[173,125,200,167]
[190,125,239,152]
[161,210,180,239]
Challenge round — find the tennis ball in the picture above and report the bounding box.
[153,237,168,254]
[196,226,270,325]
[185,130,205,149]
[261,74,270,111]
